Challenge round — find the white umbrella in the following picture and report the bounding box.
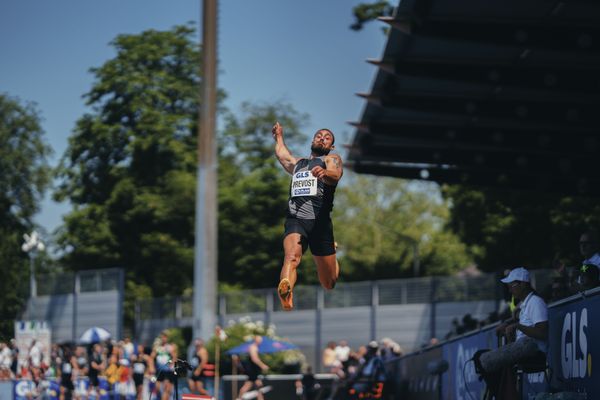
[79,327,111,344]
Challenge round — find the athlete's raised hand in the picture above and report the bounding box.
[272,121,283,140]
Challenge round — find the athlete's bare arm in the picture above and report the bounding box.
[311,153,343,186]
[249,345,269,371]
[272,122,297,174]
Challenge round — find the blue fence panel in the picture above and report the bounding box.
[441,326,498,400]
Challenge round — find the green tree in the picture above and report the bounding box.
[53,24,313,298]
[350,1,394,31]
[443,185,600,271]
[333,175,471,280]
[54,25,201,296]
[0,94,52,338]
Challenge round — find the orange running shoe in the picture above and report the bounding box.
[277,278,294,310]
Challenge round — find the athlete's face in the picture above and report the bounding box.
[310,130,335,156]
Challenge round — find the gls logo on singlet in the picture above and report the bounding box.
[291,170,317,197]
[561,308,591,379]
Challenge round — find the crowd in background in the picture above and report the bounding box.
[0,333,196,400]
[2,230,599,399]
[445,228,600,341]
[313,338,401,399]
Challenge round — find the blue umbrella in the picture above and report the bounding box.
[79,327,111,344]
[226,336,298,354]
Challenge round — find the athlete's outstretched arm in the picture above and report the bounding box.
[272,121,297,174]
[312,153,343,186]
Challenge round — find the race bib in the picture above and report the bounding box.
[133,362,145,374]
[291,170,318,197]
[156,354,169,366]
[62,363,72,374]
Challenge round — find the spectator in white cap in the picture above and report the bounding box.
[473,267,548,397]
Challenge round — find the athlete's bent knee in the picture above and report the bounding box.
[321,277,337,290]
[284,253,301,267]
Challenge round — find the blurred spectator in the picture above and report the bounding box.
[105,354,122,386]
[122,337,135,360]
[295,365,320,400]
[116,358,133,398]
[0,342,13,379]
[9,339,18,378]
[151,331,177,400]
[322,341,340,373]
[548,276,570,302]
[391,343,403,357]
[188,339,210,396]
[59,349,77,400]
[347,341,386,399]
[75,345,89,379]
[379,338,401,362]
[461,314,478,333]
[334,340,351,370]
[346,346,367,378]
[132,345,151,400]
[573,263,600,292]
[580,229,600,272]
[88,343,105,398]
[28,339,42,369]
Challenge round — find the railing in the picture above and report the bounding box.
[35,268,122,296]
[135,270,553,320]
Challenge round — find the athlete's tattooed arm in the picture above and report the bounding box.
[316,154,343,185]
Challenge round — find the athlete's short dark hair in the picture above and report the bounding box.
[316,128,335,145]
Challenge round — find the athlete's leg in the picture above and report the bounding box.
[313,254,339,290]
[255,379,264,400]
[237,380,254,400]
[278,233,304,310]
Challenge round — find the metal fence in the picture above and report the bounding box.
[135,270,553,320]
[36,268,122,296]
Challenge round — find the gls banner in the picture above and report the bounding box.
[548,289,600,395]
[441,326,498,400]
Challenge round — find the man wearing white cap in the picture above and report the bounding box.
[474,267,548,394]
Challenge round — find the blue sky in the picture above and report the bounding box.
[0,0,386,237]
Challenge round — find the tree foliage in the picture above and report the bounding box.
[350,1,394,31]
[443,185,600,271]
[0,94,52,338]
[54,25,200,296]
[333,175,471,279]
[54,24,313,295]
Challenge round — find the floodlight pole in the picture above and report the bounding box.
[22,231,45,298]
[193,0,218,343]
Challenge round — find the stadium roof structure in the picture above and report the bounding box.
[347,0,600,196]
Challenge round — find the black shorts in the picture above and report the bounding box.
[133,373,144,387]
[157,370,175,383]
[284,216,335,256]
[89,374,100,387]
[60,378,74,391]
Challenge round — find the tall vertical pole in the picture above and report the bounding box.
[193,0,218,343]
[29,256,37,298]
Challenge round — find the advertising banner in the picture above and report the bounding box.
[398,346,443,400]
[441,326,497,400]
[548,290,600,397]
[14,320,51,370]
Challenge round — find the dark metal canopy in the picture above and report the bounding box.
[348,0,600,196]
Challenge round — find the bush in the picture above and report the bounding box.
[205,316,305,374]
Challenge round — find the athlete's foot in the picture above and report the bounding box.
[278,278,294,310]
